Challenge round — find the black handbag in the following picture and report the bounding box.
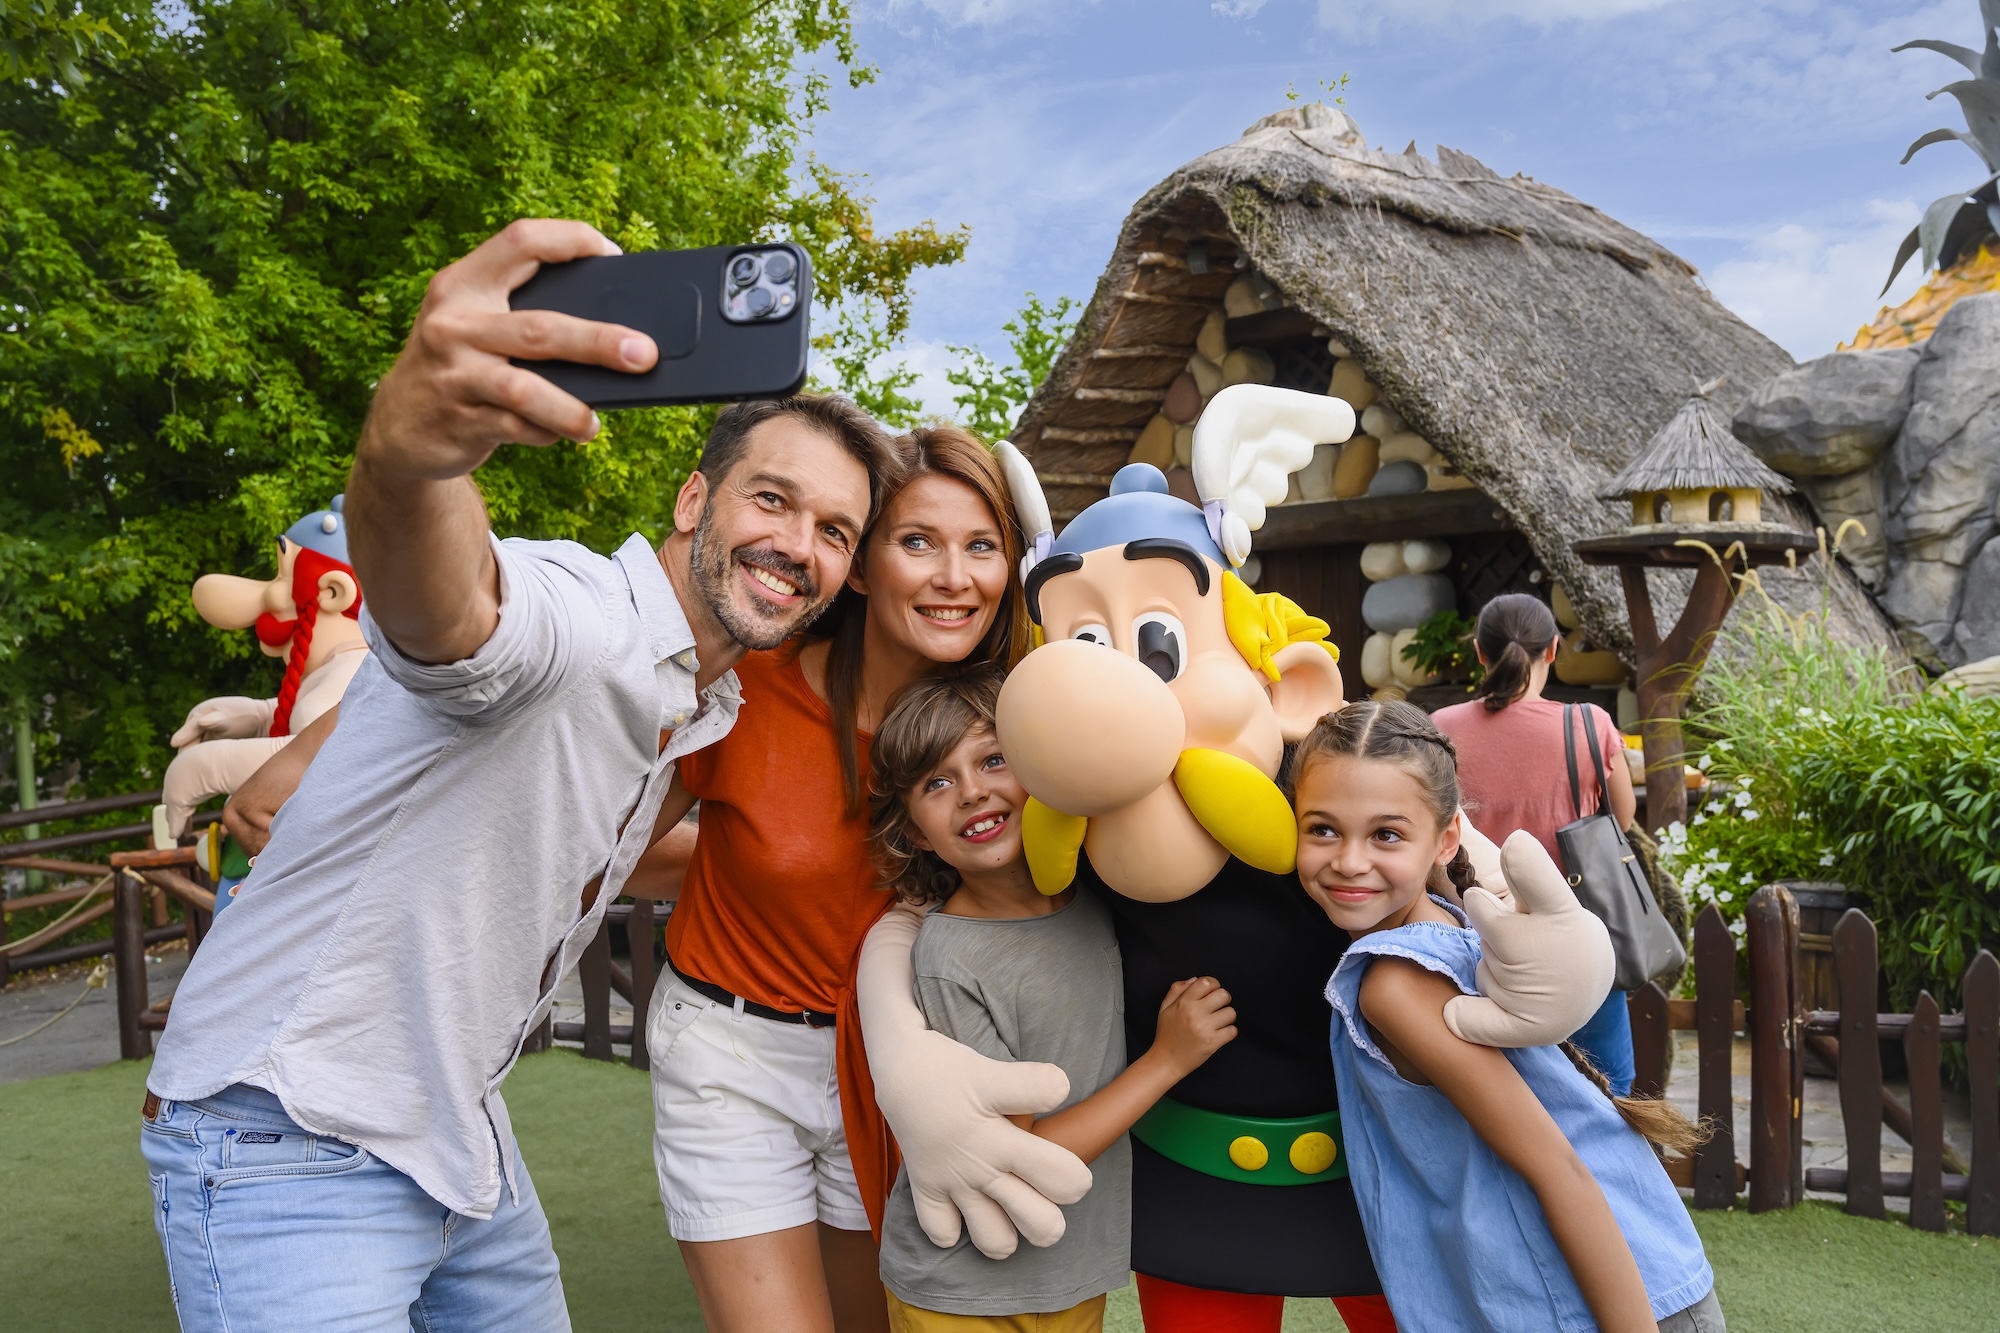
[1555,704,1687,992]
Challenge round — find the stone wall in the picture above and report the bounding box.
[1734,293,2000,671]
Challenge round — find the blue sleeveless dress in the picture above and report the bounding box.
[1325,903,1713,1332]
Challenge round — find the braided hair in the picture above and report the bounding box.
[1292,700,1475,891]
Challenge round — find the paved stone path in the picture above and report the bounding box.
[0,946,190,1085]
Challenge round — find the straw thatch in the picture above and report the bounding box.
[1598,392,1793,499]
[1013,103,1901,664]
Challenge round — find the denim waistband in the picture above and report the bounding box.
[185,1081,300,1129]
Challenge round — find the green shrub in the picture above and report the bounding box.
[1660,569,1999,1012]
[1782,689,2000,1011]
[1660,571,1913,941]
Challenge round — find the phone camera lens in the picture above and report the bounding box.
[745,286,775,317]
[762,251,796,284]
[729,255,760,287]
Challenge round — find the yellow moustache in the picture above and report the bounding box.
[1022,748,1297,895]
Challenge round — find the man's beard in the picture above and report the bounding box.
[689,503,831,651]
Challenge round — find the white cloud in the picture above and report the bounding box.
[1317,0,1674,36]
[1213,0,1270,16]
[1704,199,1932,359]
[880,0,1080,27]
[891,338,974,420]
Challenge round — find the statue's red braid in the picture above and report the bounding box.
[271,546,360,737]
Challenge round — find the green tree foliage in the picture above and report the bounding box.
[0,0,964,801]
[1,0,119,84]
[947,292,1077,442]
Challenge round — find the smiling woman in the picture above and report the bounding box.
[640,425,1030,1333]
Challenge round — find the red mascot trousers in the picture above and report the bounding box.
[1135,1275,1397,1333]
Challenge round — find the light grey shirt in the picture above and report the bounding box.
[150,533,740,1218]
[879,893,1130,1316]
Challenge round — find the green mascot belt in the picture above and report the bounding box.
[1131,1098,1347,1186]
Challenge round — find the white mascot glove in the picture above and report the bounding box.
[857,909,1092,1259]
[1444,829,1615,1048]
[161,735,290,836]
[171,696,278,748]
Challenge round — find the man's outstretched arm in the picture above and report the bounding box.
[347,220,658,665]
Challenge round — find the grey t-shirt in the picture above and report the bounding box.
[878,892,1129,1316]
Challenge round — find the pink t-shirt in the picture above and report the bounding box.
[1432,697,1622,864]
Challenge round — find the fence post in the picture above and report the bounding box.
[1747,884,1800,1211]
[1905,992,1946,1232]
[1692,905,1737,1209]
[1833,909,1885,1219]
[1967,950,1999,1237]
[1628,982,1670,1101]
[579,916,614,1062]
[112,870,151,1060]
[625,900,657,1072]
[1784,887,1805,1204]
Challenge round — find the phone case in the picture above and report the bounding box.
[508,243,812,409]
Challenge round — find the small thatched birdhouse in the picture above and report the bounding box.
[1598,387,1793,532]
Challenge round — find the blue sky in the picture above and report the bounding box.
[800,0,1986,415]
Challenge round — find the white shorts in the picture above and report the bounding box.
[647,971,870,1242]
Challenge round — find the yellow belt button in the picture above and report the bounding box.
[1228,1135,1270,1171]
[1290,1131,1338,1175]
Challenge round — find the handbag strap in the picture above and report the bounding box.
[1563,703,1584,822]
[1583,705,1612,815]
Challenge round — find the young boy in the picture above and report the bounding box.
[867,666,1237,1333]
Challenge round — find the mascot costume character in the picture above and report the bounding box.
[158,497,367,910]
[857,386,1614,1327]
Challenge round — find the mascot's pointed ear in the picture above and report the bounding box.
[317,569,360,617]
[1267,640,1345,743]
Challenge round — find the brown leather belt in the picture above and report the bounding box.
[666,956,835,1028]
[143,1092,161,1121]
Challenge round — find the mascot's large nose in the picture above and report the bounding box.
[996,638,1185,817]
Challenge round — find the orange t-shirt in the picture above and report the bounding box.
[667,648,888,1012]
[664,648,901,1232]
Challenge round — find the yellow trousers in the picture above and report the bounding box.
[884,1288,1107,1333]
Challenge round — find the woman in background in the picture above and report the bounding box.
[1431,593,1640,1093]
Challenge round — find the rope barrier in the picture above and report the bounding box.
[0,962,109,1048]
[2,875,115,956]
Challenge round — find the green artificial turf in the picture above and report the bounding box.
[3,1051,1994,1331]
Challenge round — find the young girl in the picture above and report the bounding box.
[1294,701,1721,1333]
[867,666,1236,1333]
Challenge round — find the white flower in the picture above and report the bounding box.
[1743,809,1760,821]
[1698,752,1713,772]
[1734,790,1754,809]
[1691,811,1709,826]
[1818,852,1837,868]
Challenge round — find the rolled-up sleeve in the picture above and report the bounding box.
[361,535,609,725]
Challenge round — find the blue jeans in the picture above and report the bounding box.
[1570,989,1636,1097]
[140,1083,569,1332]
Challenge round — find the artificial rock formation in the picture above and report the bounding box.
[1736,293,2000,669]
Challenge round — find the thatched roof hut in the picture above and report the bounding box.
[1013,103,1901,697]
[1600,393,1793,500]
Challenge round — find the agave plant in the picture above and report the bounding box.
[1881,0,2000,294]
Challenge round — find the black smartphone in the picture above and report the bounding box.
[508,243,812,408]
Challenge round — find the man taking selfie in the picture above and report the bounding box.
[140,220,896,1332]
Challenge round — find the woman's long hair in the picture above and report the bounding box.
[798,424,1031,814]
[1470,593,1559,712]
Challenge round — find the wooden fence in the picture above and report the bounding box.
[0,789,208,985]
[1629,884,1999,1234]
